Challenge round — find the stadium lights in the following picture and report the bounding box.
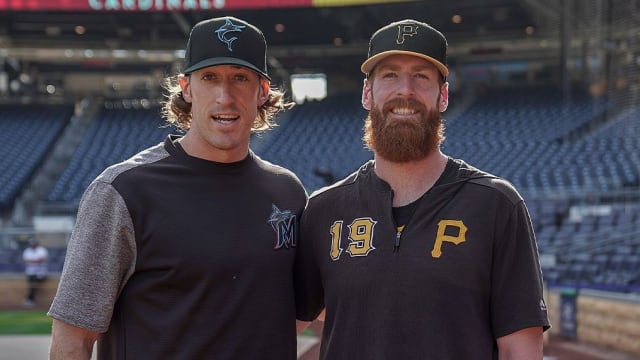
[74,26,86,35]
[291,73,327,104]
[45,26,61,36]
[112,50,128,58]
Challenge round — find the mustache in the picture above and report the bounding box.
[381,98,428,115]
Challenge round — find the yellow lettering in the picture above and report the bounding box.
[431,220,467,258]
[330,221,343,261]
[346,218,377,257]
[329,218,377,260]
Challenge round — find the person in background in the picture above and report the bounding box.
[22,238,48,307]
[48,16,306,360]
[295,19,550,359]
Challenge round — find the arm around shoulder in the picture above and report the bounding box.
[50,319,99,360]
[496,326,544,360]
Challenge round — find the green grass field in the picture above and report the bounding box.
[0,310,52,335]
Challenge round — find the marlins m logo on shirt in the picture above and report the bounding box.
[267,204,297,250]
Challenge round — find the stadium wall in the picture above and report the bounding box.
[0,275,59,309]
[547,288,640,357]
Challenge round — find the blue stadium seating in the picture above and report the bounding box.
[30,87,639,202]
[0,103,73,212]
[441,86,627,194]
[0,247,23,272]
[256,95,373,192]
[47,106,175,203]
[46,247,67,272]
[3,87,638,290]
[535,201,640,292]
[0,246,65,273]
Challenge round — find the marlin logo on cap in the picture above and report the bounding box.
[215,19,246,51]
[396,24,418,44]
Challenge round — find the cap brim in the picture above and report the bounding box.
[183,57,271,80]
[361,50,449,78]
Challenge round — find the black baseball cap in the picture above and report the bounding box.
[183,16,270,80]
[361,19,448,78]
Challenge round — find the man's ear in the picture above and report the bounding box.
[179,75,192,103]
[362,78,372,111]
[259,79,270,105]
[439,82,449,112]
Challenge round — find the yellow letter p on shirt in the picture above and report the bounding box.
[431,220,467,258]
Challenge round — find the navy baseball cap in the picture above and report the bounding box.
[183,16,270,80]
[361,19,448,78]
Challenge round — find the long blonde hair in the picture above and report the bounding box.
[161,74,294,132]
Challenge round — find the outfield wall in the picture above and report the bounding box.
[0,274,59,309]
[547,287,640,357]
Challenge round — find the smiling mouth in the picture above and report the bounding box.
[390,107,418,115]
[383,98,425,117]
[212,114,239,124]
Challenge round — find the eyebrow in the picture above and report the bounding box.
[377,63,437,73]
[373,64,443,83]
[201,64,249,72]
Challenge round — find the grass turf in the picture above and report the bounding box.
[0,312,317,337]
[0,310,52,335]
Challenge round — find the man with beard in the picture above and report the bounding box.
[294,19,550,359]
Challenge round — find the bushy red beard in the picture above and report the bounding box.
[363,97,445,163]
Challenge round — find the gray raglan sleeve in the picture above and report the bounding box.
[48,179,137,333]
